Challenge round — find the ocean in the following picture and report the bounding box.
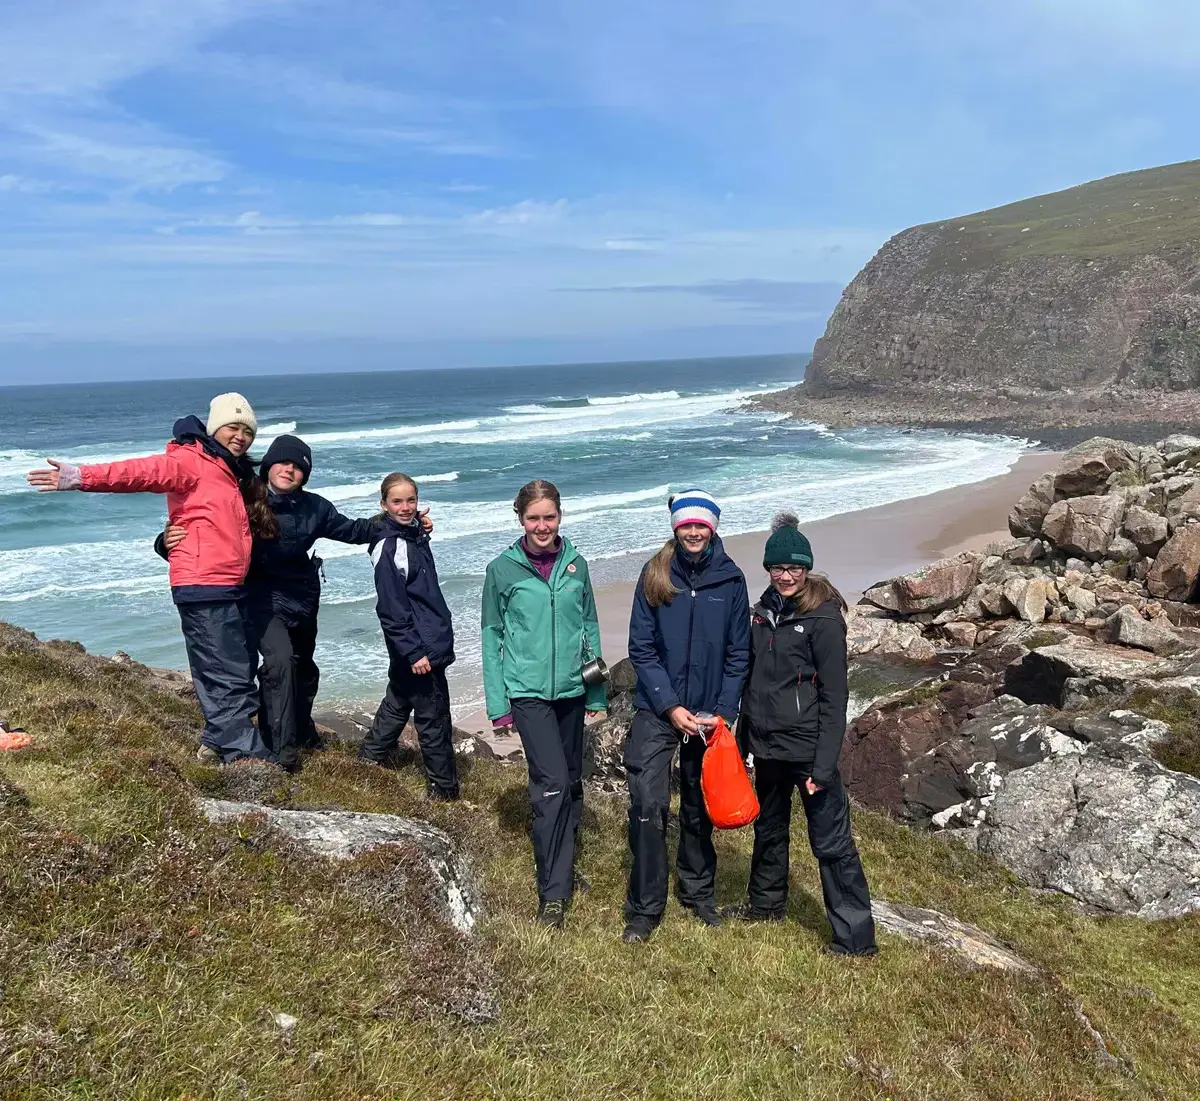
[0,353,1028,716]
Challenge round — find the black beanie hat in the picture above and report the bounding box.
[763,510,813,569]
[259,434,313,484]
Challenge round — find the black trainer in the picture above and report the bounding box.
[683,903,723,928]
[536,899,567,930]
[621,917,657,944]
[720,902,785,923]
[426,782,461,803]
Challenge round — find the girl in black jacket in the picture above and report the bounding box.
[727,512,876,956]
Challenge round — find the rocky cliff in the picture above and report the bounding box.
[760,160,1200,437]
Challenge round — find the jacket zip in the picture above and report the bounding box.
[513,545,568,696]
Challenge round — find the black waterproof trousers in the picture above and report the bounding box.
[360,650,458,796]
[177,600,275,763]
[749,758,876,954]
[247,606,320,771]
[511,695,586,903]
[624,708,716,922]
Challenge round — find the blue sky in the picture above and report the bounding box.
[2,0,1200,383]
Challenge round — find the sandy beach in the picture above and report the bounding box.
[454,449,1061,737]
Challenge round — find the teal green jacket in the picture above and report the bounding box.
[481,537,607,720]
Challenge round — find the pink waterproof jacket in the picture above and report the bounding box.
[80,439,252,595]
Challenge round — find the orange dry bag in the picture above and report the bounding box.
[699,717,759,829]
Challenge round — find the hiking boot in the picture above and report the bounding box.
[196,744,220,764]
[683,903,724,928]
[536,898,567,930]
[822,943,878,958]
[621,917,657,944]
[720,902,785,924]
[427,783,461,803]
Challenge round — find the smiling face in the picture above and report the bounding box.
[769,564,808,598]
[674,522,713,557]
[382,480,419,524]
[212,423,255,457]
[268,461,304,494]
[521,496,561,550]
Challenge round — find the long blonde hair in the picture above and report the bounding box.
[643,538,681,608]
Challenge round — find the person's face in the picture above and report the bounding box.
[769,564,808,598]
[675,522,712,556]
[268,462,303,494]
[383,482,419,523]
[521,498,561,550]
[213,423,254,457]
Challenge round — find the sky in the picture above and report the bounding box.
[2,0,1200,383]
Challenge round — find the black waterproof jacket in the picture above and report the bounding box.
[740,589,849,787]
[370,516,455,668]
[246,489,376,623]
[628,537,750,721]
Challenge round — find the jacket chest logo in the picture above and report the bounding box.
[794,625,805,634]
[566,563,577,573]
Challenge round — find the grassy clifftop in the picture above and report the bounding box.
[922,159,1200,266]
[2,620,1200,1099]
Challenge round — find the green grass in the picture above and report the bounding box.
[3,621,1200,1100]
[919,159,1200,265]
[1128,688,1200,778]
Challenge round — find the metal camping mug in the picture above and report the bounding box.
[582,654,609,687]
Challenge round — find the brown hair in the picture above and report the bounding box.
[242,474,279,540]
[790,572,847,616]
[378,472,418,520]
[643,538,681,608]
[513,479,561,520]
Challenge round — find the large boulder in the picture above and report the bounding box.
[1122,505,1169,557]
[845,608,939,661]
[861,553,981,615]
[1106,606,1188,655]
[582,657,637,784]
[1040,494,1126,561]
[1007,473,1056,538]
[198,799,483,933]
[1146,525,1200,601]
[978,753,1200,919]
[1052,437,1137,497]
[1004,638,1165,707]
[1002,577,1053,624]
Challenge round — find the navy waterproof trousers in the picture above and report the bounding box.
[177,600,275,763]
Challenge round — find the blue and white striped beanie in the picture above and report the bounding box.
[669,489,720,533]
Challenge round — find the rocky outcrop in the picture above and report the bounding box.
[978,751,1200,919]
[198,799,483,934]
[871,900,1035,973]
[862,553,981,615]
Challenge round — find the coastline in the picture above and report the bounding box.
[450,449,1061,738]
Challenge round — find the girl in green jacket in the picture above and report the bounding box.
[481,479,607,928]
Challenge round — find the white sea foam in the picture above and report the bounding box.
[588,390,680,406]
[258,420,298,437]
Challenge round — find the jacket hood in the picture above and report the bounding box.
[672,534,741,587]
[755,588,843,620]
[370,513,423,552]
[173,414,254,480]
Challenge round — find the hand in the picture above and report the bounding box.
[27,458,82,492]
[419,508,433,533]
[585,710,605,723]
[410,656,432,675]
[666,706,701,737]
[805,778,824,795]
[163,524,188,553]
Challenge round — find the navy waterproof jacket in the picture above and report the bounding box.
[628,536,750,721]
[371,516,456,669]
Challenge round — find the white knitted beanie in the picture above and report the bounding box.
[205,392,257,438]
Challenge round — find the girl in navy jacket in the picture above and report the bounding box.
[358,472,459,801]
[621,490,750,943]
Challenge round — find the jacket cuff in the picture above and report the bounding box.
[809,766,837,789]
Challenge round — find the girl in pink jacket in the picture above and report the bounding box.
[28,393,280,764]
